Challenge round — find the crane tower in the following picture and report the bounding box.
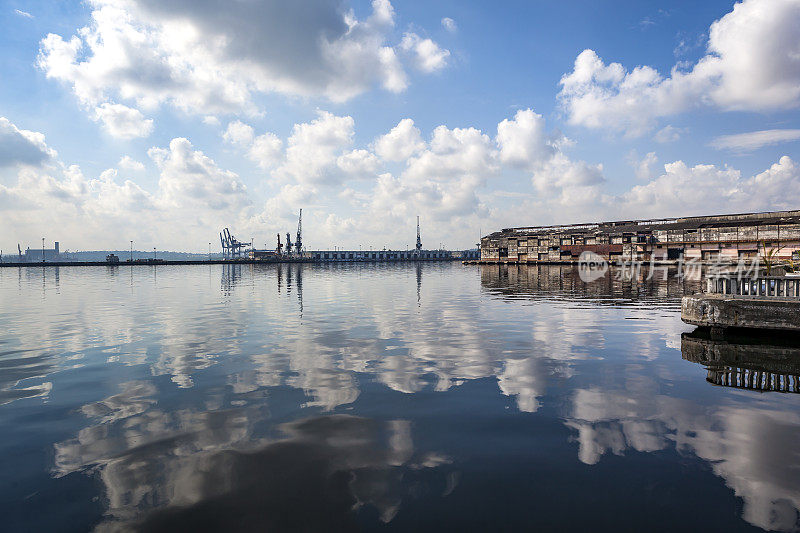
[295,209,303,254]
[416,216,422,252]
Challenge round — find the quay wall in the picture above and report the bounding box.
[0,250,480,268]
[681,293,800,332]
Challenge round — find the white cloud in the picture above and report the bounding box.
[618,155,800,218]
[276,111,355,185]
[118,155,145,171]
[441,17,457,33]
[710,129,800,151]
[558,0,800,136]
[0,117,56,167]
[222,121,255,147]
[149,137,249,210]
[654,125,684,143]
[223,120,283,169]
[496,109,555,168]
[202,116,220,126]
[337,149,381,178]
[400,32,450,73]
[531,153,604,200]
[373,118,425,162]
[746,155,800,202]
[405,125,497,183]
[37,0,448,118]
[627,151,658,180]
[93,103,154,139]
[249,132,283,170]
[14,9,32,18]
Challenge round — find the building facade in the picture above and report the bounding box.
[480,210,800,264]
[21,242,60,262]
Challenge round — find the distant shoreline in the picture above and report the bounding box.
[0,258,464,267]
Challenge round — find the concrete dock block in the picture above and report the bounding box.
[681,293,800,332]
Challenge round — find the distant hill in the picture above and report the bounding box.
[0,250,221,263]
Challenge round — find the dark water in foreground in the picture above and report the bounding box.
[1,263,799,532]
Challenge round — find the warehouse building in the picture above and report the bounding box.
[480,210,800,264]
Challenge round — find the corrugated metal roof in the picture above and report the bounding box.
[485,210,800,238]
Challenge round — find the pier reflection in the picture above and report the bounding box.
[480,263,702,304]
[682,330,800,394]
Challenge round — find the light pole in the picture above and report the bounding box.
[42,237,45,262]
[208,242,211,260]
[153,247,156,261]
[130,241,133,263]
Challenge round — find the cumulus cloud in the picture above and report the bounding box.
[710,129,800,151]
[254,108,605,245]
[118,155,145,171]
[0,117,56,167]
[627,151,659,180]
[275,111,355,185]
[558,0,800,136]
[404,125,497,183]
[149,138,250,210]
[2,131,262,250]
[373,118,425,162]
[223,120,283,169]
[222,121,255,147]
[618,155,800,218]
[337,149,381,178]
[531,153,604,204]
[37,0,449,118]
[496,109,555,167]
[93,103,154,139]
[400,32,450,73]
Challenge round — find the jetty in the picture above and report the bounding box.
[682,273,800,333]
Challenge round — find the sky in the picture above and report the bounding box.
[0,0,799,253]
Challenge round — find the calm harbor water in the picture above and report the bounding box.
[1,263,799,531]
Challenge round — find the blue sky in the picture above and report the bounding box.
[1,0,799,252]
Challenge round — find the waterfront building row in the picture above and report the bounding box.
[480,210,800,264]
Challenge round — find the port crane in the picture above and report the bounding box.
[295,209,303,254]
[416,216,422,252]
[219,228,249,258]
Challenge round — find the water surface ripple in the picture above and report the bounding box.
[0,263,798,531]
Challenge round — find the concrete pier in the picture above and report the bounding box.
[682,275,800,332]
[682,294,800,332]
